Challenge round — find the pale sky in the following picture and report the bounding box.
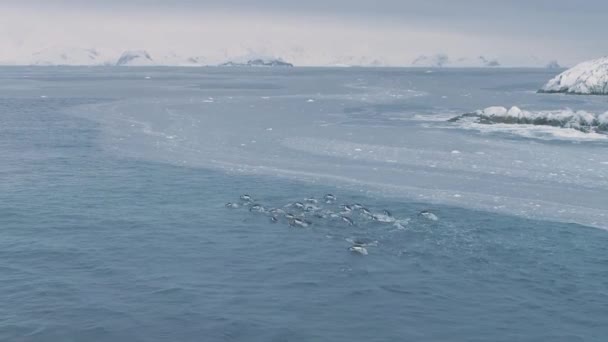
[1,0,606,66]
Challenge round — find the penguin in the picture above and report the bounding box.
[304,198,319,204]
[341,216,355,226]
[348,245,368,255]
[360,207,373,217]
[340,204,353,213]
[419,210,439,221]
[290,218,312,228]
[324,194,337,204]
[249,204,265,213]
[352,203,364,210]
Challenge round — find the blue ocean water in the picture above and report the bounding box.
[1,67,608,342]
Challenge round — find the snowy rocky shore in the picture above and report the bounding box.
[539,57,608,95]
[449,106,608,134]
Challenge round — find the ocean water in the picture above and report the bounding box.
[1,66,607,341]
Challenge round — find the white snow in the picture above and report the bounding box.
[412,54,501,68]
[116,50,156,66]
[540,57,608,95]
[27,47,110,66]
[483,106,508,117]
[464,106,608,133]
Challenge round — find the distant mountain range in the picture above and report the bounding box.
[219,59,294,67]
[5,48,293,67]
[0,47,566,68]
[412,54,501,68]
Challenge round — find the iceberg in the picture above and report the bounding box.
[539,57,608,95]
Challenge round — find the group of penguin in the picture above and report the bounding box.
[226,193,439,256]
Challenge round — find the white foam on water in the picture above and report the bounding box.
[453,121,608,141]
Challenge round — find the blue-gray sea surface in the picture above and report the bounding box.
[1,67,607,342]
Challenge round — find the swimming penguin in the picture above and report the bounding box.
[360,207,373,217]
[324,194,337,204]
[249,204,265,213]
[372,210,396,223]
[419,210,439,221]
[284,213,296,220]
[304,198,318,204]
[340,204,353,213]
[270,216,279,224]
[352,203,364,210]
[346,237,378,247]
[304,204,319,212]
[225,202,240,209]
[268,208,285,216]
[290,218,312,228]
[293,202,306,210]
[341,216,355,226]
[240,194,252,202]
[348,245,368,255]
[393,220,409,230]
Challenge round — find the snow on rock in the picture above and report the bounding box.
[539,57,608,95]
[155,53,209,67]
[546,60,562,69]
[219,58,293,67]
[449,106,608,134]
[29,47,109,66]
[412,54,501,68]
[116,50,155,66]
[331,56,387,67]
[412,54,450,67]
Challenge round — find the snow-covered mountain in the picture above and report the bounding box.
[412,54,450,67]
[28,47,111,66]
[115,50,155,66]
[546,60,562,69]
[0,46,580,69]
[219,58,293,67]
[326,56,389,68]
[3,48,210,67]
[539,57,608,95]
[411,54,500,68]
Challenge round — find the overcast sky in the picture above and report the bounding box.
[1,0,606,66]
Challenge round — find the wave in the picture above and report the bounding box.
[449,106,608,134]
